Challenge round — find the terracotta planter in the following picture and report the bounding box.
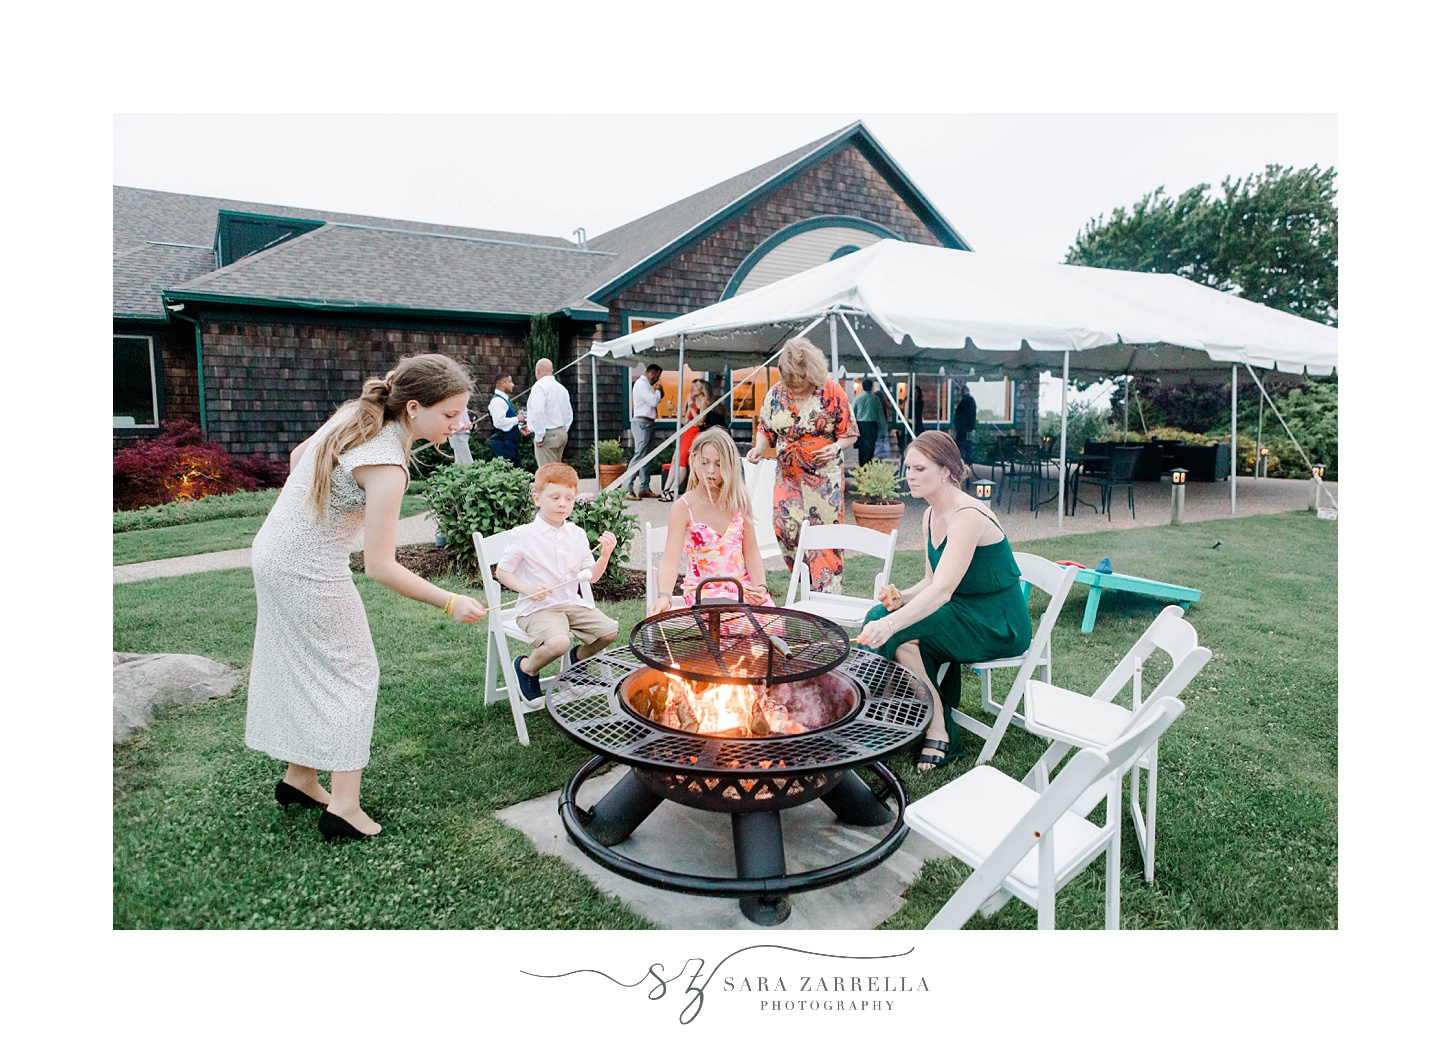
[597,463,628,490]
[850,500,905,535]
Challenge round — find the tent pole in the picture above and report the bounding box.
[591,354,599,482]
[1058,353,1069,528]
[1122,375,1129,442]
[840,314,914,440]
[1230,365,1238,516]
[670,334,685,494]
[1255,378,1265,479]
[829,312,839,376]
[604,346,787,494]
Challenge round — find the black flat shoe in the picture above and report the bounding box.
[275,779,328,810]
[318,810,381,841]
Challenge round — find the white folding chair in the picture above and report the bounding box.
[1021,605,1210,882]
[741,458,782,561]
[951,554,1079,765]
[782,519,897,628]
[905,697,1186,930]
[472,527,597,746]
[643,521,687,612]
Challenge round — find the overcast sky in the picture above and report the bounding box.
[114,113,1336,411]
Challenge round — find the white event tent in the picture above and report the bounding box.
[587,239,1337,526]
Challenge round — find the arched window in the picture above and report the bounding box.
[721,216,900,300]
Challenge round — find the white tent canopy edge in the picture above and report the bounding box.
[587,239,1337,526]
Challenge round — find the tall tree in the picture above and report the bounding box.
[1067,164,1337,325]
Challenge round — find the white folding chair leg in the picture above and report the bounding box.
[493,625,530,746]
[925,860,1011,930]
[1106,781,1122,930]
[975,676,1030,765]
[1130,746,1159,882]
[1038,826,1056,931]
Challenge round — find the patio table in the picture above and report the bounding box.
[1073,569,1201,633]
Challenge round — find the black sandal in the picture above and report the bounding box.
[916,739,952,773]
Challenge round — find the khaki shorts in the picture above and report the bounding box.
[517,603,618,648]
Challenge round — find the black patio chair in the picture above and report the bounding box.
[1077,444,1142,521]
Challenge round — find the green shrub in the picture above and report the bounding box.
[114,488,282,532]
[595,438,627,465]
[420,459,536,572]
[570,489,641,595]
[1041,401,1109,455]
[847,459,904,503]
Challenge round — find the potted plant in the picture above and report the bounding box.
[847,459,905,535]
[595,438,629,490]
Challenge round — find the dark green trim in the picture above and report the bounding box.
[163,288,544,325]
[555,304,611,321]
[719,215,901,300]
[586,122,971,304]
[214,210,325,268]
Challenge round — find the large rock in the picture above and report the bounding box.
[113,652,241,742]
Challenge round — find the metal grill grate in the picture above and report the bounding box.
[546,647,931,775]
[629,604,849,686]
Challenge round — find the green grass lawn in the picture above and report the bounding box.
[112,511,1336,929]
[113,494,431,565]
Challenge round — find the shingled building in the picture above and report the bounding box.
[114,121,985,462]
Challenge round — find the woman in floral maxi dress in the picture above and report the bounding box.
[746,338,858,595]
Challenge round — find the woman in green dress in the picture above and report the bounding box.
[856,431,1031,771]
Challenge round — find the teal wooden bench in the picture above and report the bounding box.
[1073,570,1200,633]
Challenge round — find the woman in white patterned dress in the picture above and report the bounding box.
[245,354,486,841]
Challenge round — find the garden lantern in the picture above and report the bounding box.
[1170,468,1188,525]
[1258,445,1270,479]
[1311,463,1326,511]
[974,478,995,502]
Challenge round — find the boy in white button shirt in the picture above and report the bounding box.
[496,462,619,706]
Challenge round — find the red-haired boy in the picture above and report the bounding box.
[496,463,619,706]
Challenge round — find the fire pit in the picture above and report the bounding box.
[546,580,932,925]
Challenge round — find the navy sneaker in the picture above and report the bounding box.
[513,655,545,709]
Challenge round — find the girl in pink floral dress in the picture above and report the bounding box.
[650,428,774,615]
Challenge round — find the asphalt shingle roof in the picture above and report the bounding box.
[169,224,616,316]
[114,242,218,319]
[114,122,957,320]
[114,185,575,252]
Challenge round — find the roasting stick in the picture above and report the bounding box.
[485,541,604,618]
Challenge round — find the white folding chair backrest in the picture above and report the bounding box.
[782,520,898,627]
[921,697,1186,930]
[962,554,1078,765]
[742,458,781,559]
[643,521,686,611]
[1089,604,1210,711]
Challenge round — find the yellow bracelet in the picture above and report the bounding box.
[443,593,457,618]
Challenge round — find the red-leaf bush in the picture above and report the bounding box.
[113,422,289,511]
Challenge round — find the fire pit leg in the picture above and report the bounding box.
[819,768,896,827]
[731,811,791,925]
[582,768,665,847]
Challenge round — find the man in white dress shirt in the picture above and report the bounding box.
[524,358,573,467]
[627,364,663,499]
